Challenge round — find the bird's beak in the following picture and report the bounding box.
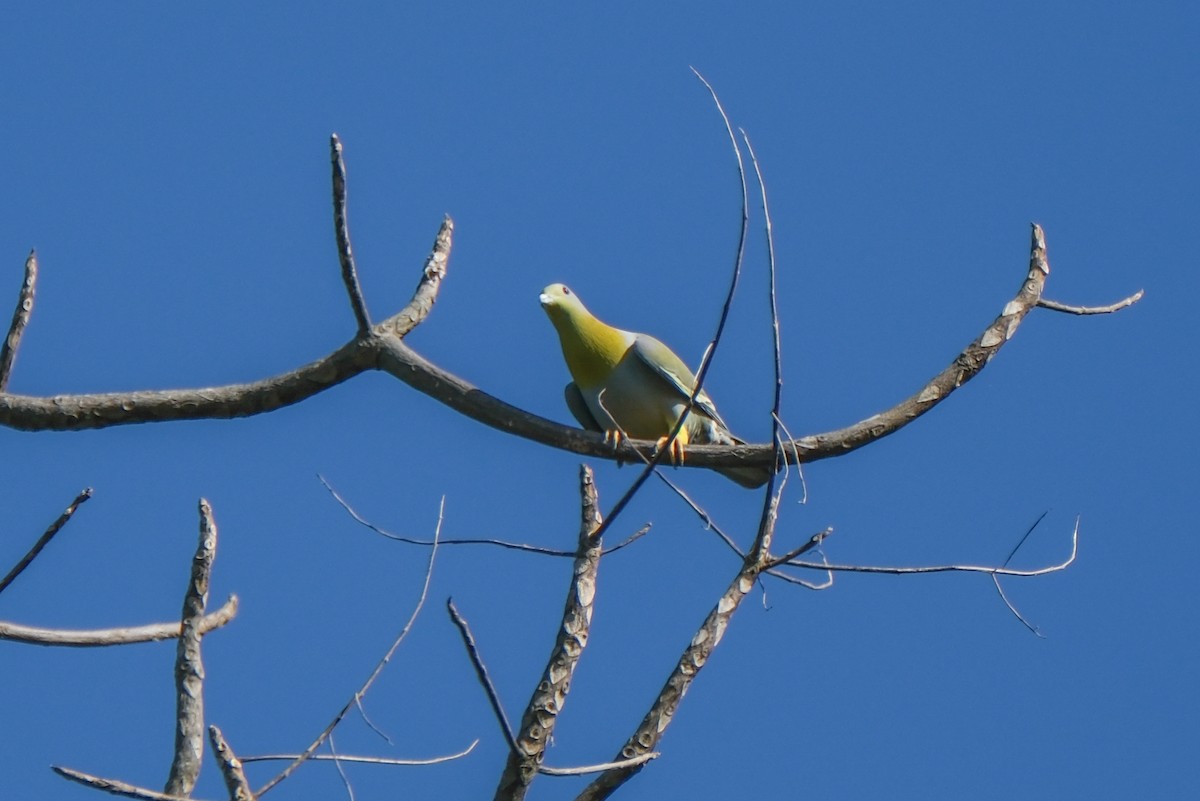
[538,293,553,306]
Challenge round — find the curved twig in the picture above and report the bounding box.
[1038,289,1143,315]
[590,66,750,540]
[241,738,479,766]
[320,474,650,557]
[0,594,238,646]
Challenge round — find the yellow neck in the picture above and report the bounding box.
[550,310,629,389]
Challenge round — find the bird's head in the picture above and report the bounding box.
[539,283,591,326]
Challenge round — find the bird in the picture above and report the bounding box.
[539,283,769,488]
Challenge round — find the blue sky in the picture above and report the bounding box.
[1,3,1194,799]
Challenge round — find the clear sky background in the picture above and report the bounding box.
[1,3,1194,800]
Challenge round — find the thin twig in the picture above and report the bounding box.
[328,733,355,801]
[989,512,1062,637]
[494,466,604,801]
[0,487,92,596]
[764,528,834,569]
[0,249,37,393]
[321,475,649,557]
[353,695,393,744]
[208,725,254,801]
[653,471,745,558]
[539,751,660,776]
[446,597,518,753]
[1037,289,1143,315]
[52,766,207,801]
[742,128,795,522]
[165,499,218,797]
[591,66,750,540]
[782,520,1079,577]
[0,595,239,646]
[240,739,479,766]
[331,134,371,334]
[254,498,443,797]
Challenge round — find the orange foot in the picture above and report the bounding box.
[654,430,688,466]
[604,429,629,466]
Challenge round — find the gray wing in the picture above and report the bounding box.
[564,382,603,431]
[630,335,730,431]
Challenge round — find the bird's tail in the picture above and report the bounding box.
[716,464,772,489]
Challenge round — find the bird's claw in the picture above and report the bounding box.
[654,435,686,467]
[604,429,629,466]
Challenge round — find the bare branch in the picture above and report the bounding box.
[378,215,453,338]
[208,726,254,801]
[254,498,443,797]
[766,222,1055,466]
[241,739,479,766]
[1038,289,1143,315]
[0,140,1127,489]
[0,594,238,646]
[446,597,519,753]
[539,751,659,776]
[0,486,92,596]
[53,766,209,801]
[576,564,760,801]
[494,466,604,801]
[0,338,375,431]
[0,249,37,392]
[331,134,372,333]
[165,499,218,797]
[378,224,1063,474]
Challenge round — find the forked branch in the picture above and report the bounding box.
[0,139,1140,480]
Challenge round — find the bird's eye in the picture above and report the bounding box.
[562,286,572,296]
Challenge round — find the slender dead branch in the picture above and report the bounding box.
[52,766,208,801]
[781,521,1078,578]
[590,67,750,540]
[254,498,443,797]
[208,726,254,801]
[742,128,799,524]
[539,751,660,776]
[331,134,371,333]
[241,739,479,766]
[0,594,238,646]
[322,474,650,557]
[494,466,603,801]
[0,487,92,596]
[0,249,37,392]
[1038,289,1143,315]
[165,499,218,797]
[446,597,518,753]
